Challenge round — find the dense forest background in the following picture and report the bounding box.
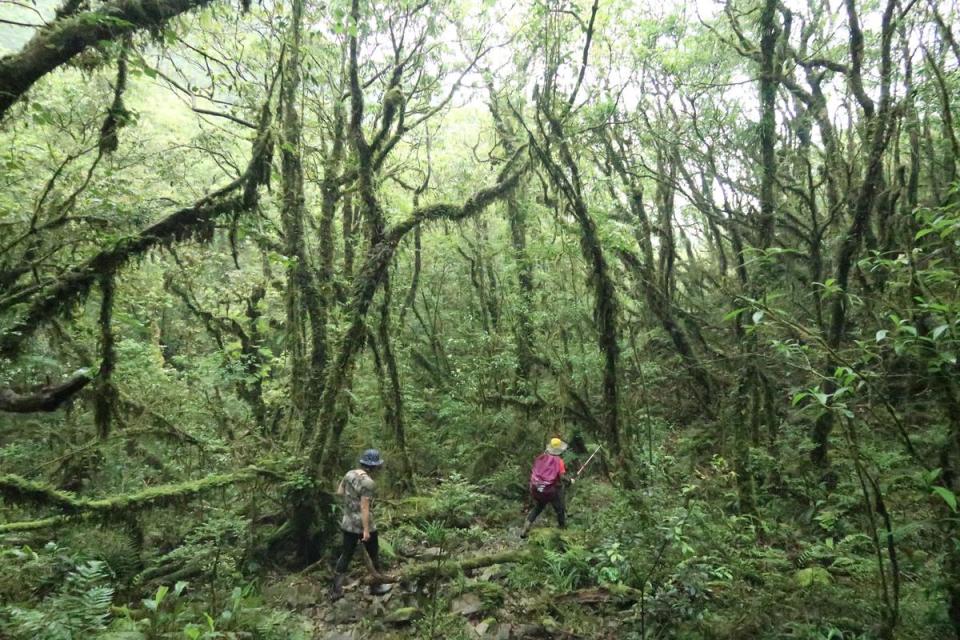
[2,0,960,637]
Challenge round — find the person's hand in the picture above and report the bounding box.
[362,529,370,542]
[568,477,576,486]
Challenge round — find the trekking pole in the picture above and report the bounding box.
[575,445,604,477]
[564,446,604,517]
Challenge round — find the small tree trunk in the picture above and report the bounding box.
[377,272,415,491]
[95,274,116,440]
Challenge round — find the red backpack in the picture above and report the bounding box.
[529,454,563,502]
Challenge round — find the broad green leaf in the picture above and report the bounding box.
[932,486,958,512]
[723,307,747,322]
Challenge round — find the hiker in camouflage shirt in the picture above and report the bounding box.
[331,449,392,599]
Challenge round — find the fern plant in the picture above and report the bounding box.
[1,560,114,640]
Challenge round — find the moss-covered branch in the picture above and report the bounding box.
[0,0,216,119]
[0,515,71,533]
[0,369,92,413]
[0,194,244,360]
[0,467,283,531]
[0,473,86,511]
[0,93,275,361]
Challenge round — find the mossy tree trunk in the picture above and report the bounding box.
[604,132,714,414]
[812,0,899,475]
[279,0,328,440]
[377,273,415,492]
[94,274,117,440]
[488,89,536,387]
[521,0,634,480]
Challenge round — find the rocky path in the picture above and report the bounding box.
[261,500,589,639]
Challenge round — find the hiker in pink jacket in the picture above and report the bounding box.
[521,437,572,538]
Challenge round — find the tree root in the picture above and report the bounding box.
[134,558,204,587]
[553,584,643,604]
[364,548,535,584]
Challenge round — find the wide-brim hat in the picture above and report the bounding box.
[545,438,568,455]
[359,449,384,467]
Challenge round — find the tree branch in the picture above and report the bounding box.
[0,369,92,413]
[0,0,216,119]
[0,92,276,360]
[0,467,283,525]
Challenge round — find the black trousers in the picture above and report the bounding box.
[335,529,380,574]
[527,485,566,527]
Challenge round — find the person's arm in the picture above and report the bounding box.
[360,496,371,541]
[336,478,345,496]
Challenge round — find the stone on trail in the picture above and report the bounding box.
[512,623,542,638]
[450,591,484,616]
[367,598,387,618]
[330,598,364,624]
[473,616,498,636]
[265,576,326,609]
[491,623,511,639]
[540,615,561,633]
[479,563,508,581]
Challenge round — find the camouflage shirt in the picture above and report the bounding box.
[339,469,376,534]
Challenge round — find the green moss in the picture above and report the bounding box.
[0,515,69,533]
[0,474,83,510]
[384,606,420,623]
[0,467,280,531]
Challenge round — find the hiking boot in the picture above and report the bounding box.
[330,573,346,601]
[520,521,532,539]
[369,582,393,596]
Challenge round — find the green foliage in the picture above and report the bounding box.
[109,579,311,640]
[542,545,592,592]
[390,474,493,529]
[795,566,832,588]
[0,557,114,640]
[1,0,960,637]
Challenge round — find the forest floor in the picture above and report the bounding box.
[261,482,620,640]
[246,465,955,640]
